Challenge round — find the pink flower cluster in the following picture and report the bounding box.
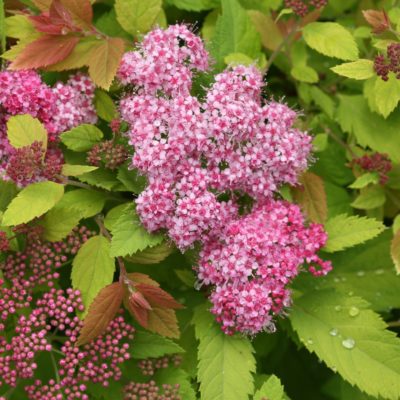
[0,226,93,329]
[0,228,134,399]
[0,70,96,184]
[118,25,332,335]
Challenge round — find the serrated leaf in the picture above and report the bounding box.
[32,0,52,11]
[130,330,185,359]
[337,95,400,163]
[125,242,174,264]
[87,37,125,89]
[254,375,285,400]
[10,34,80,69]
[59,0,93,29]
[348,173,380,189]
[2,181,64,226]
[116,166,147,193]
[302,22,358,61]
[391,230,400,274]
[104,203,129,231]
[166,0,218,11]
[60,124,103,151]
[7,115,47,150]
[331,59,374,80]
[193,304,256,400]
[77,282,123,346]
[135,283,183,309]
[78,168,122,190]
[147,307,180,338]
[290,288,400,399]
[61,164,98,176]
[210,0,262,70]
[323,214,385,252]
[351,186,386,210]
[5,15,36,39]
[291,65,319,83]
[72,235,115,316]
[110,203,163,257]
[115,0,162,35]
[374,73,400,118]
[41,206,82,242]
[292,172,327,223]
[224,52,255,66]
[94,89,117,122]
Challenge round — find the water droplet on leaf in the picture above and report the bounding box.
[356,270,365,277]
[329,328,338,336]
[334,305,342,312]
[349,306,359,317]
[307,338,313,345]
[342,338,355,349]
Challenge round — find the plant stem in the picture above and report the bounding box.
[323,125,357,159]
[264,19,302,73]
[387,320,400,328]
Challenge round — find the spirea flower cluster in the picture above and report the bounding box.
[0,70,96,185]
[374,42,400,81]
[118,24,332,335]
[0,227,134,399]
[284,0,327,17]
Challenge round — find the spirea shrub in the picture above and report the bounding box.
[1,1,400,399]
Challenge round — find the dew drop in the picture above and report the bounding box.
[329,328,338,337]
[334,305,342,312]
[375,269,384,275]
[356,270,365,277]
[348,291,354,296]
[332,366,337,373]
[333,277,340,283]
[342,338,355,349]
[348,306,359,317]
[307,338,314,345]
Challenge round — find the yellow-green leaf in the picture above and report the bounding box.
[7,114,47,150]
[331,59,375,80]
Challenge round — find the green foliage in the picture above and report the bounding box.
[290,288,400,399]
[210,0,262,70]
[2,181,64,226]
[72,235,116,316]
[61,124,103,151]
[302,22,358,61]
[109,203,163,257]
[254,375,286,400]
[7,114,47,149]
[193,305,256,400]
[115,0,162,35]
[324,214,385,252]
[331,59,375,80]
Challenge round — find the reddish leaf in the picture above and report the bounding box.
[147,308,180,338]
[87,37,125,89]
[291,172,327,224]
[128,272,160,287]
[59,0,93,28]
[29,15,65,35]
[363,9,390,34]
[135,283,184,310]
[130,291,152,310]
[10,34,80,70]
[76,282,123,346]
[32,0,52,11]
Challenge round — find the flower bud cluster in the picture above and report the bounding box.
[352,152,392,184]
[374,43,400,81]
[87,140,129,170]
[123,381,181,400]
[118,25,331,335]
[138,354,182,376]
[284,0,327,17]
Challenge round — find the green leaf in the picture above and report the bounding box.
[302,22,358,61]
[115,0,162,35]
[324,214,385,252]
[78,168,122,190]
[254,375,285,400]
[309,87,335,118]
[2,181,64,226]
[72,235,115,316]
[193,304,256,400]
[348,173,380,189]
[291,65,319,83]
[325,181,352,218]
[391,230,400,275]
[116,166,147,193]
[374,73,400,118]
[5,15,36,39]
[125,242,174,264]
[130,331,185,359]
[248,10,283,51]
[331,59,374,80]
[104,203,129,231]
[94,89,118,122]
[7,114,47,150]
[110,203,163,257]
[224,52,255,66]
[60,124,103,152]
[166,0,219,11]
[61,164,98,176]
[210,0,262,70]
[290,288,400,399]
[0,181,18,212]
[337,95,400,163]
[351,186,386,210]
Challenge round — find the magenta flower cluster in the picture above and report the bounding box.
[0,70,96,184]
[118,25,332,335]
[0,227,134,399]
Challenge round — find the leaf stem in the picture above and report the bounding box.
[264,19,302,73]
